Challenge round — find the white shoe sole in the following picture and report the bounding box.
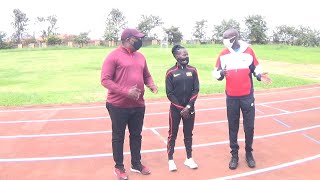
[130,168,151,175]
[114,171,128,180]
[185,165,198,169]
[169,167,177,171]
[184,162,198,169]
[130,168,141,173]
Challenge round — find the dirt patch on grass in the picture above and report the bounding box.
[260,60,320,82]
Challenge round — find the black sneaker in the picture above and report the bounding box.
[229,156,239,170]
[246,152,256,168]
[131,164,151,175]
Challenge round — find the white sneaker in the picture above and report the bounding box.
[184,158,198,169]
[168,160,177,171]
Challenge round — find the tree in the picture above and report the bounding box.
[295,26,320,47]
[163,26,183,45]
[12,9,29,43]
[0,31,7,49]
[137,15,163,40]
[0,32,13,49]
[47,35,62,45]
[244,15,268,44]
[74,32,90,47]
[104,8,127,41]
[36,15,58,40]
[192,19,208,43]
[212,19,240,42]
[61,34,76,44]
[23,34,37,45]
[272,25,297,45]
[0,31,6,44]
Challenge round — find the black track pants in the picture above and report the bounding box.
[106,103,145,168]
[226,97,255,156]
[167,104,195,160]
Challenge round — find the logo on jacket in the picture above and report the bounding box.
[173,73,181,77]
[186,72,192,76]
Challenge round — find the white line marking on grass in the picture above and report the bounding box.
[0,87,319,113]
[1,107,319,139]
[0,125,319,162]
[302,134,320,145]
[261,104,291,113]
[1,96,319,124]
[210,154,320,180]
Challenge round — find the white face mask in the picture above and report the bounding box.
[223,36,236,48]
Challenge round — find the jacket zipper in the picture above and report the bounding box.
[182,67,186,105]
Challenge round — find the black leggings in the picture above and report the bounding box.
[167,104,195,160]
[226,97,255,155]
[106,103,145,169]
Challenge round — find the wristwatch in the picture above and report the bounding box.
[186,105,191,109]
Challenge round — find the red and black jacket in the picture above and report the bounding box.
[213,41,262,99]
[165,63,199,110]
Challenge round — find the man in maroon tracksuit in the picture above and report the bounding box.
[101,28,158,180]
[165,45,200,171]
[213,28,271,170]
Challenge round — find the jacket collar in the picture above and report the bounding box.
[176,63,187,69]
[120,45,133,54]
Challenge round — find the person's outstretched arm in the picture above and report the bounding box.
[249,47,272,85]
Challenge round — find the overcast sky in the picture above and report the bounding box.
[0,0,318,39]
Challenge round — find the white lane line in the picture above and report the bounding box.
[302,134,320,145]
[260,96,320,105]
[150,128,167,145]
[0,130,113,139]
[0,125,319,162]
[0,86,319,113]
[0,116,107,124]
[255,108,264,114]
[210,154,320,180]
[272,117,291,128]
[261,104,291,113]
[1,96,319,124]
[1,107,319,139]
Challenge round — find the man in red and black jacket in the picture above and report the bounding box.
[101,28,158,180]
[165,45,200,171]
[213,28,272,170]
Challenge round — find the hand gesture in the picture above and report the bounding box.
[180,106,190,119]
[128,84,141,100]
[220,64,228,76]
[148,84,158,94]
[261,72,272,85]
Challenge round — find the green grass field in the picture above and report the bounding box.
[0,44,319,106]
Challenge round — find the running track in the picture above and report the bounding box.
[0,84,319,180]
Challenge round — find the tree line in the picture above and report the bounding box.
[1,8,320,49]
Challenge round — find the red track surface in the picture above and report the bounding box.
[0,84,319,180]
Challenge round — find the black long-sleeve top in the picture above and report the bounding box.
[165,63,199,109]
